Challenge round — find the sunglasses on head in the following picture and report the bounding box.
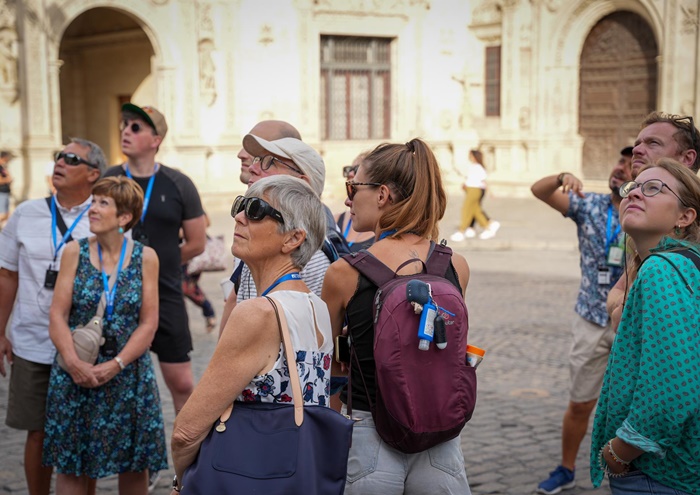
[119,120,149,134]
[345,180,381,200]
[231,195,285,224]
[342,165,358,179]
[55,152,97,168]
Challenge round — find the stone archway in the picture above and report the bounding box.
[59,8,155,165]
[579,11,657,179]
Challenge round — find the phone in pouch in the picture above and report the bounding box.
[44,269,58,289]
[102,336,118,357]
[335,334,350,364]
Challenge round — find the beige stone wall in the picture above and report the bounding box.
[1,0,697,205]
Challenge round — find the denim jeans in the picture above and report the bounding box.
[341,407,471,495]
[609,470,692,495]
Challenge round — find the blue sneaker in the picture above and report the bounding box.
[537,465,575,494]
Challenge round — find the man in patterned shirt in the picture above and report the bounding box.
[530,147,632,494]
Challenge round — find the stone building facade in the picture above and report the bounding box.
[0,0,696,204]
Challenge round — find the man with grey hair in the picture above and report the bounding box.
[0,138,106,495]
[220,133,333,331]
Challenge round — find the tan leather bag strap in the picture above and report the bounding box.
[267,296,305,426]
[214,294,305,432]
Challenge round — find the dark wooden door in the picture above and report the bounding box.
[579,11,657,179]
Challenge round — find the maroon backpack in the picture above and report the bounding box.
[344,243,477,454]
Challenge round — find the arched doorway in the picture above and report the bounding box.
[59,8,155,165]
[579,11,657,179]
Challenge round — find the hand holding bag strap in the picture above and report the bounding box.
[266,296,305,426]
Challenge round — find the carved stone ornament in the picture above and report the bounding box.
[0,3,19,104]
[198,39,217,106]
[470,0,503,43]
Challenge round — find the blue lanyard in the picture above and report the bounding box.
[379,229,397,240]
[97,238,128,320]
[605,203,621,254]
[125,163,158,223]
[343,218,354,247]
[261,272,301,297]
[51,196,90,261]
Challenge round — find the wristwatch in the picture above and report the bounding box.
[557,172,569,186]
[172,475,181,492]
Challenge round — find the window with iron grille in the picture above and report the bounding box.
[320,36,391,140]
[485,45,501,117]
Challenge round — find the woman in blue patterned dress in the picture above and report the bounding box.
[590,159,700,494]
[171,176,332,493]
[44,176,166,494]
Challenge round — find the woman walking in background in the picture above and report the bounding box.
[451,149,500,241]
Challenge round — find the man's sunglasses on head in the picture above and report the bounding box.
[55,152,98,169]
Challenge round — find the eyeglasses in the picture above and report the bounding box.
[231,195,285,224]
[345,180,381,200]
[119,120,146,134]
[342,165,358,179]
[55,152,97,168]
[671,115,697,149]
[619,179,688,206]
[252,155,304,176]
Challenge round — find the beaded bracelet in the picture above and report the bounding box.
[598,441,630,478]
[608,439,631,466]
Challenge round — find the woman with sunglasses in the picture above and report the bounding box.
[171,175,332,492]
[590,159,700,495]
[43,177,167,494]
[335,151,375,252]
[322,138,472,494]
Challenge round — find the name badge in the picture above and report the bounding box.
[598,266,611,285]
[607,246,624,267]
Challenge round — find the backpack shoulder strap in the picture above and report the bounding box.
[675,248,700,271]
[343,250,396,287]
[425,242,453,277]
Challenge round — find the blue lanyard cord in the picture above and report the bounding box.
[343,218,355,247]
[343,217,353,238]
[98,238,128,320]
[261,272,301,297]
[605,202,621,254]
[51,196,90,261]
[379,229,397,240]
[125,163,158,223]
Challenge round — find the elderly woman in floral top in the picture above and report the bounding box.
[590,159,700,495]
[171,176,332,492]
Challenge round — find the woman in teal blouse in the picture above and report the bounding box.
[590,159,700,494]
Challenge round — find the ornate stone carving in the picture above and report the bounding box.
[259,25,274,46]
[681,3,698,35]
[470,0,503,43]
[197,2,217,107]
[0,3,18,104]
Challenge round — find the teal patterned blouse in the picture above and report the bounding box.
[590,238,700,493]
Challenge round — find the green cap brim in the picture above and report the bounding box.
[121,103,157,132]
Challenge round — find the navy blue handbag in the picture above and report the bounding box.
[181,296,354,495]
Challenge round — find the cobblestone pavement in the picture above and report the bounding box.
[0,195,611,494]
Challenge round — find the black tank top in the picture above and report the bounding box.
[340,252,462,411]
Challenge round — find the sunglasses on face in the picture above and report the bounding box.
[231,195,285,224]
[252,155,304,175]
[619,179,688,206]
[345,180,381,200]
[119,120,148,134]
[55,152,97,168]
